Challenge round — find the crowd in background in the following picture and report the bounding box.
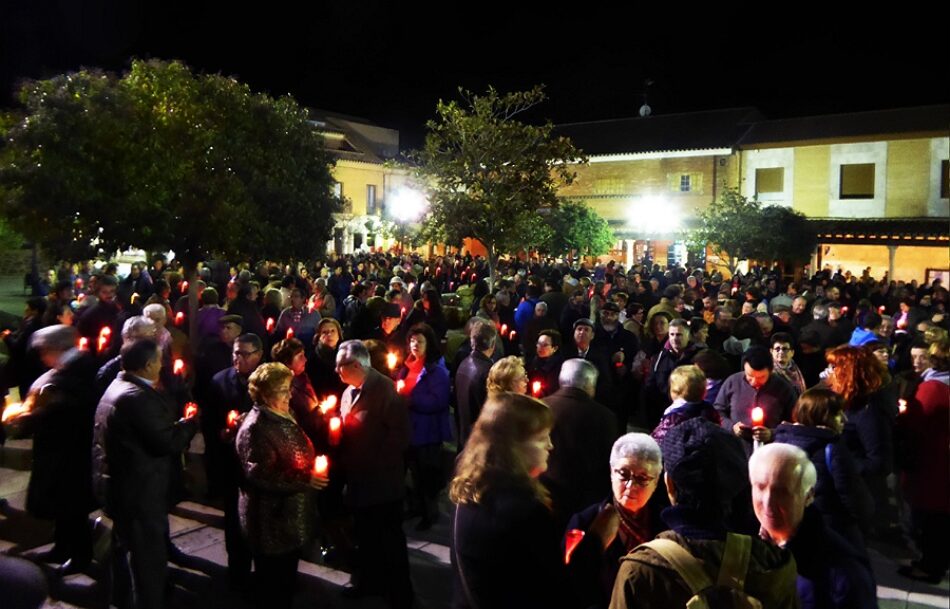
[0,249,947,609]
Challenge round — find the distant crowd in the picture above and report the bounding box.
[0,251,946,609]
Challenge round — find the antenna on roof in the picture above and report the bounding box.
[639,78,655,118]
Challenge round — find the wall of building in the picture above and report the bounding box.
[818,243,948,284]
[886,139,931,217]
[332,160,387,215]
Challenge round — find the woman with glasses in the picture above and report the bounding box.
[236,363,329,609]
[562,433,664,609]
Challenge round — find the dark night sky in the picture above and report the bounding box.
[3,2,948,151]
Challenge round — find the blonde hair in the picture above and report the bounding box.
[248,363,293,406]
[669,365,706,402]
[449,393,553,507]
[486,356,526,396]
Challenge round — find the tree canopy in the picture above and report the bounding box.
[690,188,817,272]
[544,200,614,258]
[0,59,340,267]
[407,86,585,287]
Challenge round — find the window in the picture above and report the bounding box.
[668,173,702,193]
[755,168,784,195]
[333,182,342,199]
[679,175,691,192]
[941,160,949,199]
[367,184,377,215]
[839,163,875,199]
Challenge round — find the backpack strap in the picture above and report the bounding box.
[717,532,752,590]
[640,538,714,595]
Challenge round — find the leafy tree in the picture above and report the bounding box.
[407,86,585,289]
[689,188,816,273]
[544,200,614,259]
[0,59,340,270]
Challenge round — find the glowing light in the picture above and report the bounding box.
[389,187,428,223]
[500,323,508,337]
[180,281,189,294]
[396,379,406,393]
[319,395,338,414]
[314,455,329,475]
[286,327,294,340]
[898,399,907,414]
[564,529,586,565]
[751,407,765,426]
[184,402,198,418]
[78,337,89,351]
[328,417,342,446]
[626,195,680,234]
[173,359,185,375]
[97,326,112,353]
[1,402,29,423]
[227,410,240,428]
[386,352,398,370]
[531,381,542,396]
[266,318,276,332]
[175,312,185,326]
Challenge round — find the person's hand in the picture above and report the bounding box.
[309,472,329,490]
[733,422,752,439]
[589,503,620,550]
[751,426,773,443]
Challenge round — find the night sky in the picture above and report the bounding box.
[3,2,948,151]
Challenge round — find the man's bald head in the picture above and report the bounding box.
[748,443,816,546]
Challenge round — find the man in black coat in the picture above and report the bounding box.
[93,339,198,609]
[209,333,263,587]
[454,320,497,450]
[592,301,640,431]
[570,318,614,411]
[541,358,618,531]
[13,325,99,574]
[336,340,413,608]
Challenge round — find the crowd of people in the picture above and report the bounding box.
[0,250,947,609]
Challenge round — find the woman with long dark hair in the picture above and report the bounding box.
[450,393,570,609]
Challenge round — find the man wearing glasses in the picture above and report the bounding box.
[209,333,263,590]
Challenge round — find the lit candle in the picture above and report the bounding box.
[131,292,140,304]
[1,401,30,423]
[396,379,406,393]
[266,318,276,333]
[531,380,542,396]
[328,416,342,446]
[314,455,329,476]
[500,323,508,337]
[751,406,765,427]
[180,280,189,294]
[78,337,89,351]
[509,330,517,341]
[878,305,886,313]
[173,358,185,376]
[401,306,406,317]
[227,409,240,428]
[175,311,185,326]
[97,326,112,353]
[184,402,198,419]
[76,278,84,289]
[318,395,338,414]
[77,293,86,303]
[286,327,294,340]
[386,352,398,370]
[564,528,586,565]
[898,399,907,414]
[842,306,849,314]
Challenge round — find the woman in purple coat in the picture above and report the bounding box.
[396,323,451,530]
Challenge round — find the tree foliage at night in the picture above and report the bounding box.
[407,85,584,287]
[543,200,614,258]
[690,188,816,271]
[0,59,340,266]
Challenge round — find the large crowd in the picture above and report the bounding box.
[0,251,947,609]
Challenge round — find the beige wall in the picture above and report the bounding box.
[792,146,830,217]
[886,139,931,217]
[819,243,949,284]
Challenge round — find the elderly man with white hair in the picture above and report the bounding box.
[749,443,877,609]
[95,315,158,393]
[563,432,664,609]
[541,358,620,531]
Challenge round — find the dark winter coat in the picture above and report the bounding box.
[397,357,452,446]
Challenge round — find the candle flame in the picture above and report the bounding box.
[386,352,398,370]
[531,381,542,396]
[173,359,185,375]
[227,409,240,428]
[314,455,329,475]
[78,337,89,351]
[1,401,30,423]
[266,318,276,332]
[175,311,185,325]
[184,402,198,418]
[898,399,907,414]
[751,406,765,426]
[396,379,406,393]
[329,417,342,432]
[97,326,112,353]
[286,327,294,340]
[318,395,338,414]
[180,281,189,294]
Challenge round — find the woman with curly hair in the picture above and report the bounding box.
[825,345,898,529]
[450,392,570,609]
[486,355,529,396]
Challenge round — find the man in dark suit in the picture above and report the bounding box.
[541,358,619,531]
[571,318,614,409]
[93,339,198,609]
[209,333,262,587]
[454,319,497,450]
[336,340,413,609]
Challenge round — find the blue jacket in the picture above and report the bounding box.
[398,357,452,446]
[514,297,539,334]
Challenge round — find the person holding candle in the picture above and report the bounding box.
[450,392,572,609]
[235,362,329,609]
[271,338,322,448]
[525,329,565,400]
[563,433,664,609]
[395,323,451,530]
[714,346,797,457]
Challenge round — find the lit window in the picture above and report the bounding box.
[367,184,377,215]
[839,164,875,199]
[333,182,342,199]
[755,168,784,195]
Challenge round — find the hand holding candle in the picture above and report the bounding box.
[318,395,338,415]
[173,358,185,376]
[97,326,112,353]
[266,318,276,333]
[751,406,766,451]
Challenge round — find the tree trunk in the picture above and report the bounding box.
[486,242,496,294]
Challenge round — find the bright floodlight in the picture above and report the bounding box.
[626,195,680,234]
[389,188,427,223]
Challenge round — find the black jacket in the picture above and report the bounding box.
[455,351,493,449]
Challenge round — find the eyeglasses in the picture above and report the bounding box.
[771,346,792,352]
[233,349,261,358]
[612,469,658,487]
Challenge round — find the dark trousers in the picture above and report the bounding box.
[223,482,252,584]
[913,509,950,577]
[353,500,414,609]
[408,444,444,521]
[113,512,168,609]
[253,550,299,609]
[53,510,92,564]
